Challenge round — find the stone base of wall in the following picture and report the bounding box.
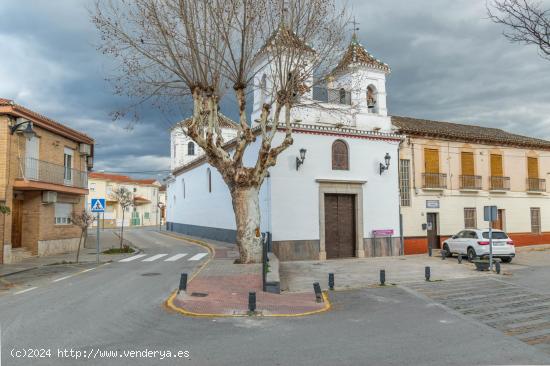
[3,243,12,264]
[167,222,237,244]
[272,240,320,261]
[38,237,80,256]
[364,237,401,257]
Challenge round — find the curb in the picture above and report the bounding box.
[159,231,331,318]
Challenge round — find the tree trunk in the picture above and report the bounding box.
[120,210,125,250]
[231,186,263,264]
[75,229,84,263]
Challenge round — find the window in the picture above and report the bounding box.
[367,85,378,113]
[482,231,508,239]
[464,208,477,229]
[528,157,539,178]
[424,148,439,173]
[89,183,96,192]
[182,178,186,199]
[54,203,73,225]
[339,88,346,104]
[332,140,349,170]
[188,141,195,156]
[399,159,411,206]
[64,148,73,182]
[531,207,541,233]
[144,212,150,219]
[207,168,212,193]
[461,151,474,175]
[106,184,113,196]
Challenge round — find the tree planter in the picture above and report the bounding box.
[473,260,490,271]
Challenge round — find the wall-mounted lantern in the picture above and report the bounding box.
[379,152,391,175]
[10,118,36,140]
[296,148,307,170]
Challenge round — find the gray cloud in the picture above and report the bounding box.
[0,0,549,178]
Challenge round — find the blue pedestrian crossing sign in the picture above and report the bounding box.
[91,198,106,213]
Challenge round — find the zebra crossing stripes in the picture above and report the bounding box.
[142,254,168,262]
[164,253,188,262]
[118,254,147,262]
[189,253,208,261]
[117,252,207,263]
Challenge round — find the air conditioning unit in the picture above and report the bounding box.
[42,191,57,204]
[79,143,91,156]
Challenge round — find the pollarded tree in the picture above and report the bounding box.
[92,0,348,263]
[110,187,134,250]
[71,210,96,263]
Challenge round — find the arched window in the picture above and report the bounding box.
[367,85,378,113]
[339,88,347,104]
[188,141,195,156]
[332,140,349,170]
[207,168,212,193]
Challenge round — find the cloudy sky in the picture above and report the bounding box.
[1,1,549,178]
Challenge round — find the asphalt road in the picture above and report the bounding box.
[1,228,549,365]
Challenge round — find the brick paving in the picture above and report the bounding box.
[405,277,550,354]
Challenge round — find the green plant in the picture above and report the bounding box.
[0,204,10,215]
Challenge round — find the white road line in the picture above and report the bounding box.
[118,254,147,262]
[14,287,37,295]
[142,254,168,262]
[53,274,75,283]
[188,253,208,261]
[164,253,188,262]
[80,267,96,273]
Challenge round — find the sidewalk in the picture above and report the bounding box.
[165,232,329,317]
[0,230,135,277]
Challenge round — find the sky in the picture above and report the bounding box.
[1,1,549,178]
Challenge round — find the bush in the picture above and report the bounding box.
[103,245,135,254]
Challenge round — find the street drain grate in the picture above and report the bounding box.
[141,273,161,277]
[190,292,208,297]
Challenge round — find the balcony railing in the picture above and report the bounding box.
[312,86,352,105]
[459,175,482,190]
[18,157,88,189]
[527,178,546,192]
[422,173,447,189]
[489,176,510,191]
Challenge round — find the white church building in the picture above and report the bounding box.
[166,35,404,261]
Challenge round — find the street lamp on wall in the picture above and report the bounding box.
[296,148,307,171]
[10,118,36,140]
[379,152,391,175]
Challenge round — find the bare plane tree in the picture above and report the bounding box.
[71,210,96,263]
[110,187,134,250]
[92,0,348,263]
[488,0,550,60]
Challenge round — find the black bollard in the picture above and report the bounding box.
[328,273,335,290]
[458,255,462,264]
[313,282,323,303]
[248,292,257,312]
[428,246,432,257]
[425,266,431,281]
[178,273,188,293]
[495,261,501,274]
[441,250,446,260]
[380,269,386,286]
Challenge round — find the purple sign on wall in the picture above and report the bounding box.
[372,229,394,236]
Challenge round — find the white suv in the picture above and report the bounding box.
[442,229,515,263]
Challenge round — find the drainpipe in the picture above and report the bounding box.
[398,139,404,256]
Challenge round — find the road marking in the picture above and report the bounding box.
[80,267,96,273]
[53,274,75,282]
[142,254,169,262]
[118,254,147,262]
[164,253,188,262]
[189,253,208,261]
[14,287,37,295]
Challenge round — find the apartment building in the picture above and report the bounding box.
[395,116,550,254]
[0,98,94,263]
[88,173,161,228]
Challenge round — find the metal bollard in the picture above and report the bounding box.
[313,282,323,303]
[178,273,188,293]
[380,269,386,286]
[425,266,431,281]
[458,255,462,264]
[328,273,335,291]
[248,292,256,312]
[428,247,432,257]
[495,261,501,274]
[441,250,446,260]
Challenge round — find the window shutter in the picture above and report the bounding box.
[424,149,439,173]
[461,152,474,176]
[490,154,503,177]
[528,157,539,179]
[332,140,349,170]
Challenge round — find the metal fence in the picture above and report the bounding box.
[18,157,88,189]
[527,178,546,192]
[422,173,447,189]
[459,175,482,190]
[489,176,510,190]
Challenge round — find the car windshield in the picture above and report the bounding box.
[482,231,508,239]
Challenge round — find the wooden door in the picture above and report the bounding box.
[427,213,440,251]
[490,154,503,176]
[324,194,356,259]
[424,149,439,173]
[528,157,539,178]
[461,152,474,175]
[492,209,504,230]
[11,199,23,248]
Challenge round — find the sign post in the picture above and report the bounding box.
[484,205,497,270]
[91,198,106,264]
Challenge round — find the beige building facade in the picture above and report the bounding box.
[395,116,550,254]
[88,173,161,228]
[0,98,94,263]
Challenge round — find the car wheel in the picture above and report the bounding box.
[501,257,513,263]
[443,244,452,257]
[467,247,477,262]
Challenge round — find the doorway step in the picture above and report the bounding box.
[10,248,35,264]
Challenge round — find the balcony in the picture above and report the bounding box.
[459,175,482,190]
[15,157,88,193]
[312,86,352,105]
[422,173,447,189]
[527,178,546,192]
[489,176,510,191]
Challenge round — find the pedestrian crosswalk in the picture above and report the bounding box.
[118,253,207,263]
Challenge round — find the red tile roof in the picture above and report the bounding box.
[332,36,390,75]
[89,172,158,186]
[0,98,94,144]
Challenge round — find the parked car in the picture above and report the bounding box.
[442,229,515,263]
